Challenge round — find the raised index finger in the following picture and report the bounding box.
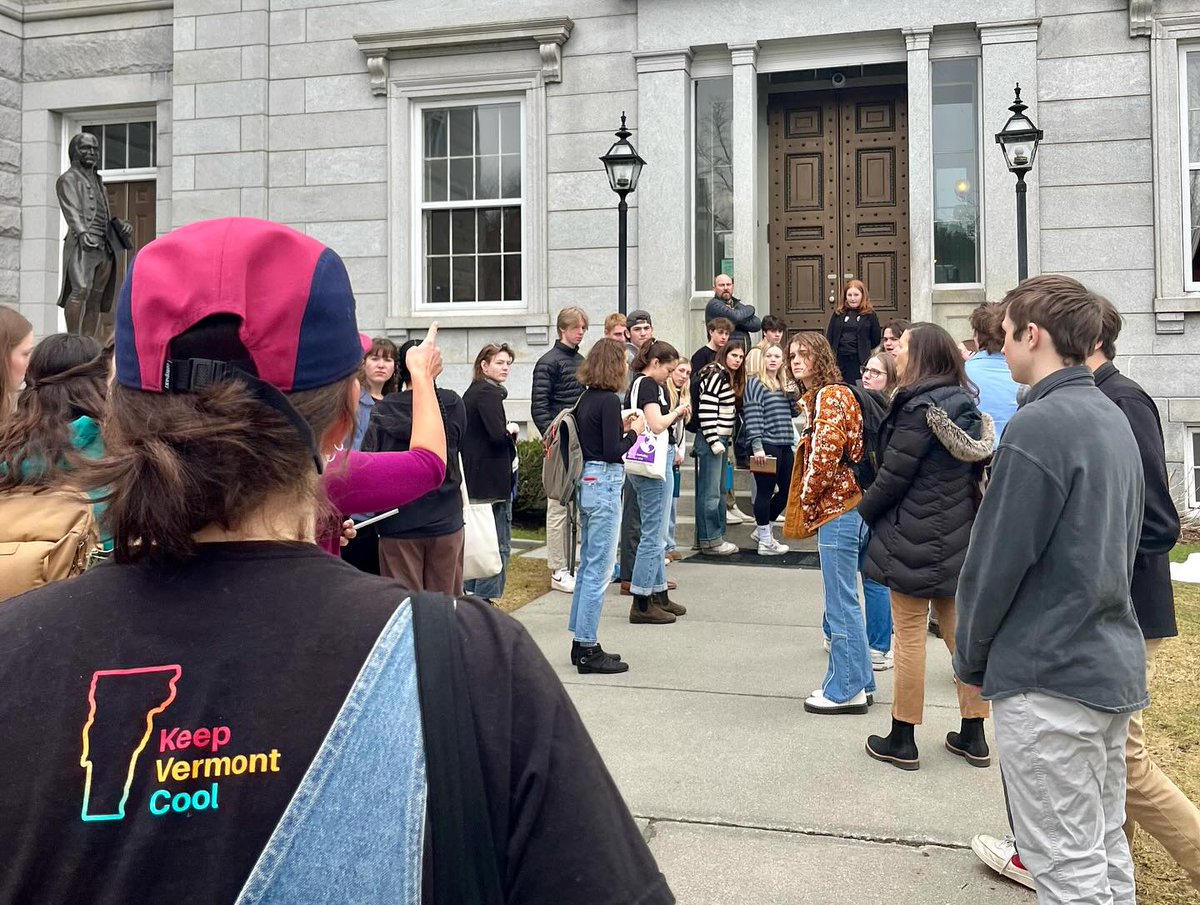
[421,322,439,346]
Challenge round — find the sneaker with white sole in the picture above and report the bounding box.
[971,834,1035,890]
[550,569,576,593]
[700,539,739,556]
[757,532,789,556]
[725,506,747,525]
[803,689,869,715]
[871,649,894,671]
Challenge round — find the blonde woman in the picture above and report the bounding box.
[742,344,797,555]
[664,359,691,562]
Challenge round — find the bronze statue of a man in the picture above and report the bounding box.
[56,132,133,339]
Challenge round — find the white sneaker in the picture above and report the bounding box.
[971,834,1035,890]
[550,569,576,593]
[701,540,739,556]
[803,689,869,714]
[725,506,746,525]
[871,649,894,671]
[774,513,786,525]
[757,532,789,556]
[822,636,831,653]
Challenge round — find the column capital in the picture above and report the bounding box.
[978,19,1041,45]
[729,42,759,68]
[903,27,933,53]
[1129,0,1154,38]
[633,49,693,75]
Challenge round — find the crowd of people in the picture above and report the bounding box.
[0,223,1195,904]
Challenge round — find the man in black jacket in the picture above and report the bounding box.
[1087,300,1198,889]
[531,307,587,593]
[703,274,760,350]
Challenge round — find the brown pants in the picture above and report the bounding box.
[378,529,465,597]
[1124,638,1200,888]
[891,591,989,725]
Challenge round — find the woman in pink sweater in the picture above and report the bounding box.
[320,327,448,557]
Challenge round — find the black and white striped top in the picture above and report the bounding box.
[696,365,737,448]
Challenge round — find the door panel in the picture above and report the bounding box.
[102,180,156,336]
[769,86,910,332]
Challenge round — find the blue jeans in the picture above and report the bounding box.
[816,509,876,703]
[666,496,679,552]
[628,445,673,596]
[695,434,727,545]
[863,577,892,654]
[464,498,512,601]
[238,603,425,903]
[568,462,625,643]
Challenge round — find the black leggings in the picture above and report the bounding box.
[752,442,794,527]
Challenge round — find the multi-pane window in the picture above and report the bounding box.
[694,78,734,290]
[932,59,981,285]
[80,121,157,172]
[1182,52,1200,288]
[421,102,522,305]
[1189,427,1200,509]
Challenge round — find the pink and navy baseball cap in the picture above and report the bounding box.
[114,218,364,472]
[115,217,362,395]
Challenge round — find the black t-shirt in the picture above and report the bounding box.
[624,374,668,415]
[576,387,637,464]
[836,314,863,357]
[0,543,673,905]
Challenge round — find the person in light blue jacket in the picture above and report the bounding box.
[963,302,1020,448]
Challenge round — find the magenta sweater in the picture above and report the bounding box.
[318,447,446,554]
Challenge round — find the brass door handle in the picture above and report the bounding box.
[828,292,835,303]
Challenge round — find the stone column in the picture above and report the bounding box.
[905,28,934,323]
[730,43,759,312]
[173,0,268,224]
[634,50,693,350]
[979,20,1040,296]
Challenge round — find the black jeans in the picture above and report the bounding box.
[618,479,641,582]
[752,443,794,527]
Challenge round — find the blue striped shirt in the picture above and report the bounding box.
[743,377,797,453]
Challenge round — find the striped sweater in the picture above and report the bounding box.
[743,377,798,454]
[696,366,737,448]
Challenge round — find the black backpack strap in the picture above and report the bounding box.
[410,593,505,905]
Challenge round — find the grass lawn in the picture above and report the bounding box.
[512,525,547,544]
[494,552,549,614]
[1132,581,1200,905]
[1170,544,1200,565]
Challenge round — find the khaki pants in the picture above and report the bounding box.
[378,530,464,597]
[1123,638,1200,889]
[891,592,990,725]
[545,497,572,575]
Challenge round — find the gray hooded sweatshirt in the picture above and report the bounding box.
[953,365,1148,714]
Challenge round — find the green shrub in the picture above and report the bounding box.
[515,439,547,517]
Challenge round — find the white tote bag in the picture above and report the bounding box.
[459,454,503,582]
[622,377,669,480]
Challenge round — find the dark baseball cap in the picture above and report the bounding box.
[627,309,653,328]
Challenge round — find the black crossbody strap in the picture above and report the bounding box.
[410,593,505,905]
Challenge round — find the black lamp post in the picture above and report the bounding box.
[599,112,646,314]
[995,83,1043,282]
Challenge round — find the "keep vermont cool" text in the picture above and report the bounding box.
[150,725,281,816]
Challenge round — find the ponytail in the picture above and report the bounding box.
[631,339,679,374]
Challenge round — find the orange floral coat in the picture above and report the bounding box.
[783,384,864,539]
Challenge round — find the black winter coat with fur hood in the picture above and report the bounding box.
[857,378,993,599]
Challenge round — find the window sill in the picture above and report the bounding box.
[385,311,548,331]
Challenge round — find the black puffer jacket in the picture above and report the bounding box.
[858,378,992,598]
[530,341,584,435]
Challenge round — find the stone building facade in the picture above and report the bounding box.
[4,0,1200,508]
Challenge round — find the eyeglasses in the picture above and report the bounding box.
[860,366,885,379]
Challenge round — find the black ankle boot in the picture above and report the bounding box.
[575,645,629,675]
[865,718,920,771]
[945,717,991,767]
[570,640,622,667]
[653,590,687,616]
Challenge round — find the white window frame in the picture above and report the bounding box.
[410,95,526,315]
[692,75,735,294]
[386,72,549,330]
[1187,425,1200,509]
[1180,45,1200,293]
[68,108,159,185]
[930,55,985,290]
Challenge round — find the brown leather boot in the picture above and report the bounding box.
[629,594,676,624]
[654,590,686,616]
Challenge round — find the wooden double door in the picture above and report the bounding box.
[768,86,910,332]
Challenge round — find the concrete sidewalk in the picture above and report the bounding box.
[514,550,1031,904]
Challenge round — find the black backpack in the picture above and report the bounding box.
[840,384,889,491]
